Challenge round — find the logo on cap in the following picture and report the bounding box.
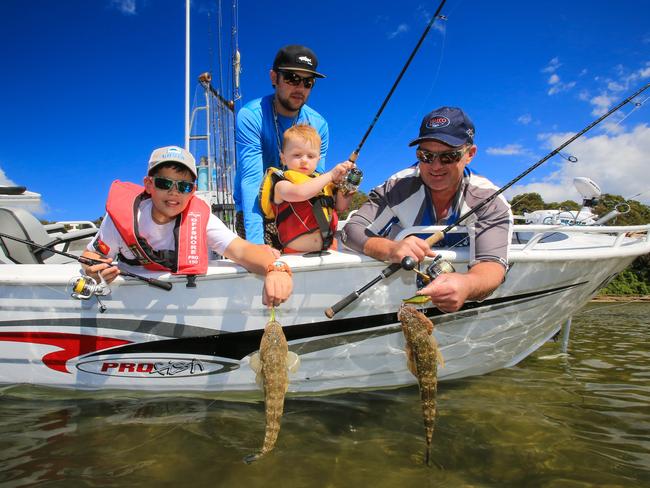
[163,148,184,160]
[426,116,450,129]
[297,55,313,66]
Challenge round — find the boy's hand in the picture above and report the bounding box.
[262,271,293,308]
[329,161,355,185]
[85,257,120,284]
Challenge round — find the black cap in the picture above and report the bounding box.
[272,45,326,78]
[409,106,475,147]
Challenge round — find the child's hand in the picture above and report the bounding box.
[329,161,355,185]
[262,271,293,308]
[85,257,120,284]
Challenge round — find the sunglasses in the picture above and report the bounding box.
[279,71,316,89]
[152,177,195,194]
[416,147,469,165]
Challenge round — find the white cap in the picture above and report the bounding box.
[148,146,197,178]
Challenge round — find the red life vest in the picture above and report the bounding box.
[259,168,338,251]
[105,180,210,275]
[275,199,338,249]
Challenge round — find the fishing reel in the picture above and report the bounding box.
[69,274,111,300]
[339,167,363,194]
[401,255,456,288]
[68,274,111,313]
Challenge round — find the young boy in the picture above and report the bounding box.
[82,145,292,307]
[261,125,355,253]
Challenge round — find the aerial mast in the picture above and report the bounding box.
[184,0,190,150]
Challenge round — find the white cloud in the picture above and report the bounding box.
[109,0,137,16]
[548,79,576,95]
[0,167,16,186]
[387,23,409,39]
[543,60,576,95]
[542,57,561,74]
[506,124,650,204]
[517,113,532,125]
[432,20,446,35]
[589,93,617,116]
[486,144,526,156]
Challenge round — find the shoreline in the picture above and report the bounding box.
[591,295,650,302]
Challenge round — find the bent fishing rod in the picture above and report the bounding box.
[325,81,650,318]
[0,231,173,291]
[348,0,447,163]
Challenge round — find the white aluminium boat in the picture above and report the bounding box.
[1,206,648,396]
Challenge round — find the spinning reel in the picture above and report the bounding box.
[401,254,456,286]
[339,167,363,195]
[68,274,111,313]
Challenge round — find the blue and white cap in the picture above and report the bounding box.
[148,146,197,178]
[409,106,475,148]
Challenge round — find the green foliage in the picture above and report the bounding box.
[593,193,650,226]
[510,192,545,214]
[338,190,369,220]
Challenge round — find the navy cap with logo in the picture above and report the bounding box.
[272,45,326,78]
[409,106,475,148]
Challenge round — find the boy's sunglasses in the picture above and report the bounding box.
[152,177,195,194]
[279,70,316,89]
[416,147,469,165]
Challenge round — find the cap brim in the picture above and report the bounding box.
[276,66,326,78]
[408,135,469,148]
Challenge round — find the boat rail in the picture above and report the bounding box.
[395,224,650,252]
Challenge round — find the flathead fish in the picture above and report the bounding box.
[398,304,444,466]
[245,318,299,463]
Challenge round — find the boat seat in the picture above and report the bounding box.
[0,207,97,264]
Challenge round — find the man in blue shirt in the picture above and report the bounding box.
[234,45,329,245]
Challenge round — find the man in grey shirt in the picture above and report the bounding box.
[342,106,512,312]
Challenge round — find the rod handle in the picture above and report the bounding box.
[325,291,359,318]
[145,278,173,291]
[425,231,445,247]
[120,271,173,291]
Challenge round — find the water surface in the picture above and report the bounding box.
[1,302,649,487]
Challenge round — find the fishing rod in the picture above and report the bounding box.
[325,81,650,318]
[348,0,448,164]
[0,231,173,291]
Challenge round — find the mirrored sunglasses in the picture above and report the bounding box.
[153,177,195,194]
[416,147,468,165]
[279,70,316,89]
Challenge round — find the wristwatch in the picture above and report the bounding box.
[266,260,292,277]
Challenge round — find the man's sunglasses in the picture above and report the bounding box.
[416,147,469,165]
[279,70,316,89]
[152,177,195,194]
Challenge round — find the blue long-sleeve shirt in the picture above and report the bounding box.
[234,94,329,244]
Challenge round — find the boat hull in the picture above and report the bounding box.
[0,231,643,396]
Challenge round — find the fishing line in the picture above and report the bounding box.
[610,95,649,128]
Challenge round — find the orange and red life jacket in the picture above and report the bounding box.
[105,180,210,275]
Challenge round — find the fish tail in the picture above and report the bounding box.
[425,443,432,466]
[260,421,281,455]
[243,452,262,464]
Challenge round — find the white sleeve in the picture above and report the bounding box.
[206,214,238,255]
[86,214,124,260]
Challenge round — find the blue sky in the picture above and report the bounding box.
[1,0,649,221]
